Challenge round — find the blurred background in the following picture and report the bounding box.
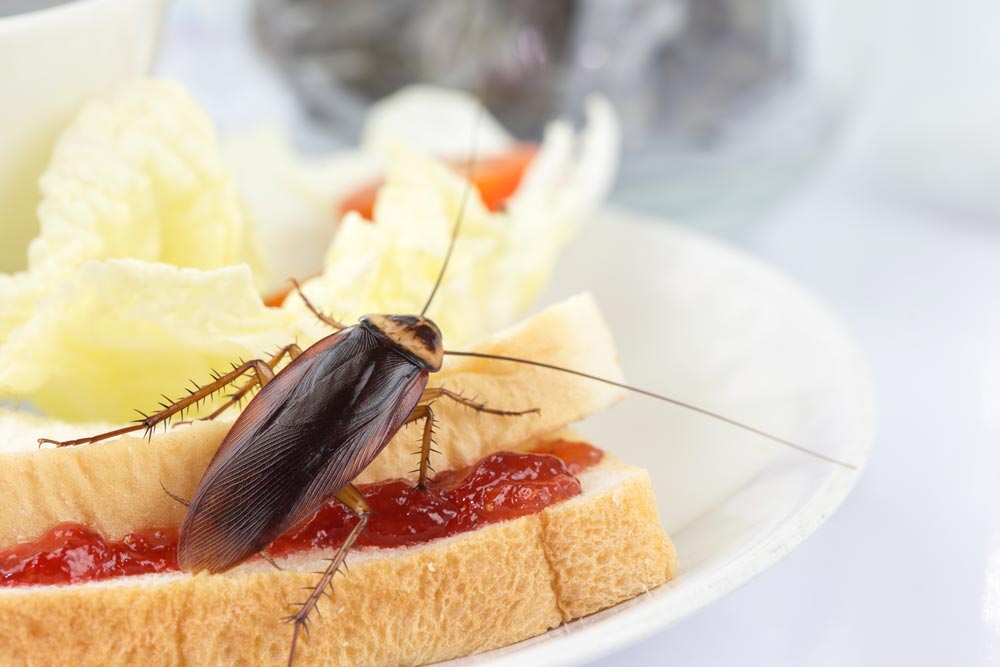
[3,0,999,665]
[157,0,858,233]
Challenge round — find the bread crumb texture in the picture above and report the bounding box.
[0,465,676,667]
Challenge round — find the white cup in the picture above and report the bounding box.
[0,0,166,272]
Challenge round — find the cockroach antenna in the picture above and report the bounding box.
[419,100,854,470]
[419,103,485,317]
[443,350,857,469]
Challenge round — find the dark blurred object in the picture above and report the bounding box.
[257,1,789,146]
[256,0,842,225]
[256,1,575,140]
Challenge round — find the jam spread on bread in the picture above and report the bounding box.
[526,439,604,475]
[0,524,178,586]
[1,442,601,587]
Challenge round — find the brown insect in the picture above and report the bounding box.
[39,111,854,667]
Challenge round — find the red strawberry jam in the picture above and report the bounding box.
[0,524,178,586]
[0,441,602,587]
[528,439,605,475]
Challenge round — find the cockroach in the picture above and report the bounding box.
[38,109,855,667]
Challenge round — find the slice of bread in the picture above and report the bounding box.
[0,455,677,667]
[0,293,626,549]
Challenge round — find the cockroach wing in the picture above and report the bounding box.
[178,325,428,573]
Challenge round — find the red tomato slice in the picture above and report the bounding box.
[263,288,293,308]
[265,145,539,308]
[338,180,382,222]
[339,144,537,222]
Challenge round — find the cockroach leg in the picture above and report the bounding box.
[402,390,537,488]
[260,547,283,572]
[404,404,436,489]
[285,484,370,667]
[291,278,348,330]
[420,387,540,418]
[199,344,303,422]
[159,481,190,507]
[37,360,276,448]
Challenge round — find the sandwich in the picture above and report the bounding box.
[0,294,678,667]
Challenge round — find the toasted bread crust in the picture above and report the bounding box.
[0,294,626,549]
[0,462,677,667]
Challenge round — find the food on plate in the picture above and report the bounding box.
[276,90,620,351]
[338,143,539,220]
[0,81,620,424]
[0,81,288,422]
[0,75,651,666]
[0,446,673,667]
[0,295,677,666]
[0,295,622,546]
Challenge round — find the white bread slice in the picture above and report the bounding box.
[0,455,677,667]
[0,294,626,549]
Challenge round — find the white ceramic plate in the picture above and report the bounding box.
[441,208,876,666]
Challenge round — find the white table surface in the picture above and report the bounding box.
[588,170,1000,666]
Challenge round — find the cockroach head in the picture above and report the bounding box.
[361,314,443,371]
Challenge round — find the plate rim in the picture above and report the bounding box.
[439,206,877,667]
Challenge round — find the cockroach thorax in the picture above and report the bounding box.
[361,314,443,371]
